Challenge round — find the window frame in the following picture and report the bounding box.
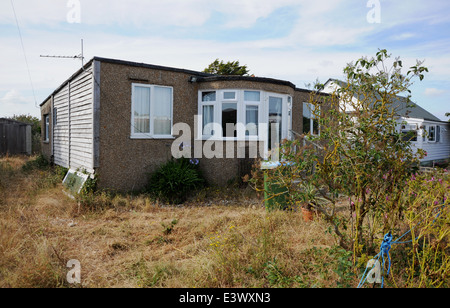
[199,90,218,139]
[197,89,290,144]
[302,102,320,136]
[245,104,260,139]
[223,90,237,101]
[422,125,427,142]
[44,114,50,142]
[400,124,418,143]
[243,91,261,140]
[130,83,174,139]
[428,125,437,143]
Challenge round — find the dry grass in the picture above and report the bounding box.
[0,156,354,288]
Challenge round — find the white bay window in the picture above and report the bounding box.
[198,89,292,147]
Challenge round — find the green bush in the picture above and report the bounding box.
[22,155,50,173]
[146,158,206,204]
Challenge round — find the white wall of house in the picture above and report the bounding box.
[52,64,95,173]
[409,119,450,163]
[322,81,358,112]
[321,80,450,164]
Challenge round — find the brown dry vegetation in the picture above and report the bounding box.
[0,156,357,288]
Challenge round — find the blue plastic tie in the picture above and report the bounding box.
[379,232,392,287]
[357,202,446,288]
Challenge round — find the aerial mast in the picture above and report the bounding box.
[40,39,85,66]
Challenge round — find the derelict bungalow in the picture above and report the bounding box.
[40,57,326,191]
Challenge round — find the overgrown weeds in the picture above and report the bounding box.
[1,155,448,288]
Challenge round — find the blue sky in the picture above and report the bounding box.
[0,0,449,120]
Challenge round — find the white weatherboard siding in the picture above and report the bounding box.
[417,121,450,163]
[322,79,450,164]
[53,65,95,173]
[53,85,70,167]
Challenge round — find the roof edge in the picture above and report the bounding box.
[0,118,32,126]
[40,57,95,106]
[196,75,297,89]
[40,56,330,107]
[92,56,214,78]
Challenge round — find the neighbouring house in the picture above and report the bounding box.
[322,79,450,166]
[40,57,326,191]
[0,118,32,156]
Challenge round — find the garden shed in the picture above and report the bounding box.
[0,118,32,156]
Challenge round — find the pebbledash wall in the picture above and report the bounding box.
[41,57,322,192]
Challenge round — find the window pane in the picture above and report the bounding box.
[246,106,259,136]
[429,126,435,141]
[303,103,312,119]
[202,91,216,102]
[222,103,237,137]
[133,86,151,134]
[269,97,282,148]
[45,115,49,141]
[224,91,236,100]
[303,103,319,135]
[153,87,172,135]
[244,91,260,102]
[53,108,57,126]
[402,130,418,142]
[303,117,311,135]
[203,105,214,135]
[313,119,320,135]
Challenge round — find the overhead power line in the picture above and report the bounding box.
[10,0,38,108]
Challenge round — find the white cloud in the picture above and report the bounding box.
[390,32,415,41]
[1,0,449,121]
[424,88,446,97]
[214,0,300,28]
[1,89,27,105]
[0,89,39,117]
[1,0,302,29]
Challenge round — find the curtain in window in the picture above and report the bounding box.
[246,106,259,136]
[134,86,151,134]
[303,103,311,134]
[153,87,172,135]
[203,105,214,135]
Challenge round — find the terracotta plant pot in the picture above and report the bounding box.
[302,207,314,222]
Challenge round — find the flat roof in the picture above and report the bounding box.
[41,56,325,106]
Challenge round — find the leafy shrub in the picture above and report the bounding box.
[146,158,206,204]
[55,166,69,181]
[22,155,50,173]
